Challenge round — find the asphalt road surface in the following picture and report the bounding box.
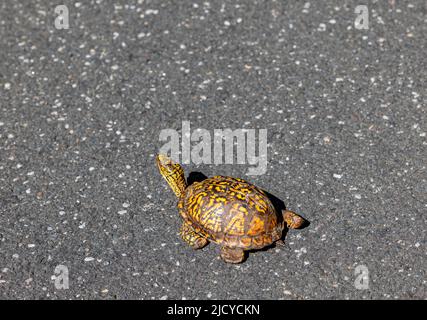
[0,0,426,299]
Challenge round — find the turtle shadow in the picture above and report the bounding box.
[187,171,208,186]
[262,189,310,230]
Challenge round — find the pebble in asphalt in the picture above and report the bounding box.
[0,0,426,299]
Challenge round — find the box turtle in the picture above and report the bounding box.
[156,154,306,263]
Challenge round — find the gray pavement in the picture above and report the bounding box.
[0,0,426,299]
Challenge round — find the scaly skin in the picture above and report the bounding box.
[156,154,187,198]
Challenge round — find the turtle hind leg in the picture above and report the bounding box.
[180,222,209,250]
[282,210,307,229]
[220,247,245,264]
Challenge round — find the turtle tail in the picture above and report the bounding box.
[156,154,187,198]
[282,210,306,229]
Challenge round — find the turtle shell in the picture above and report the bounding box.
[178,176,284,249]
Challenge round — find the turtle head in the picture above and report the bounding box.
[156,154,181,176]
[282,210,306,229]
[156,154,187,198]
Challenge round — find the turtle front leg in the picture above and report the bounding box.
[180,222,209,249]
[220,247,245,264]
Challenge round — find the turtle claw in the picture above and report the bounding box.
[275,240,286,247]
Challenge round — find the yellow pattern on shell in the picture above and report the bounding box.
[179,175,283,250]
